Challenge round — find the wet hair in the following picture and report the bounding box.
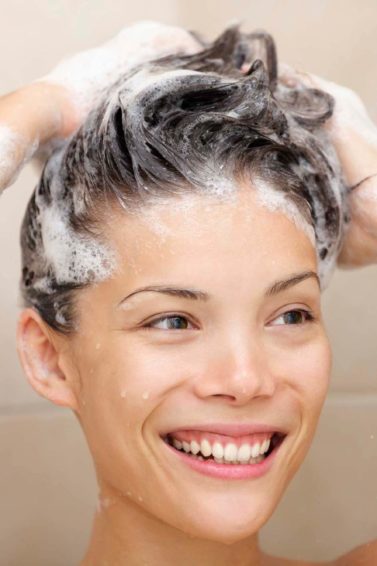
[20,24,349,334]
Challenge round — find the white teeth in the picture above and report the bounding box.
[212,442,224,460]
[170,435,273,463]
[200,438,212,457]
[172,439,183,450]
[190,440,200,454]
[251,443,260,459]
[237,443,251,463]
[223,442,238,463]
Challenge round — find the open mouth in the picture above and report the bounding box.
[162,431,286,466]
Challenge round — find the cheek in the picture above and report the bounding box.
[271,334,332,411]
[78,338,187,442]
[110,339,195,400]
[291,339,331,418]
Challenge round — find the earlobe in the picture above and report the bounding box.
[16,308,79,411]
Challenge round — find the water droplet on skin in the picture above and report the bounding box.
[142,391,149,400]
[120,390,127,398]
[370,434,375,440]
[97,496,113,511]
[138,495,143,502]
[95,343,101,350]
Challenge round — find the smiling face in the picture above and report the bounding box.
[42,186,331,543]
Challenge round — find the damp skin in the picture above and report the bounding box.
[48,190,331,565]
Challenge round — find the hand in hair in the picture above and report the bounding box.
[277,64,377,267]
[0,21,202,193]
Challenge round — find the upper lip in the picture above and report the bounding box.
[162,423,287,438]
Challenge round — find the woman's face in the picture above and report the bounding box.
[62,187,331,543]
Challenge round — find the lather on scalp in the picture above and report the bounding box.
[19,24,349,333]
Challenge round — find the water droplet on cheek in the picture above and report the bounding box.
[141,391,149,400]
[120,390,127,398]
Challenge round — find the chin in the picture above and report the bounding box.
[174,495,278,544]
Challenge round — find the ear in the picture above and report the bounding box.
[16,308,79,411]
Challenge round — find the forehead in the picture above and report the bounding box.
[106,188,317,282]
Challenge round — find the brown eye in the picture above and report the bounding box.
[271,309,315,326]
[144,315,193,330]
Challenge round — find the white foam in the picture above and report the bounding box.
[0,125,39,193]
[39,21,202,119]
[39,204,115,285]
[253,177,316,246]
[55,311,67,326]
[34,158,117,287]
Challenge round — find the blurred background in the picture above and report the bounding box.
[1,1,376,564]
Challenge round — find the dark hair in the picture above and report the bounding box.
[20,24,349,334]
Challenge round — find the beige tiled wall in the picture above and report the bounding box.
[1,1,377,564]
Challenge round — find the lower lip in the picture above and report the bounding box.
[163,440,281,480]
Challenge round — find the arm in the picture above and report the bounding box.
[335,539,377,566]
[0,82,76,191]
[0,20,202,193]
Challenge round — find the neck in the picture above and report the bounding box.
[81,488,267,566]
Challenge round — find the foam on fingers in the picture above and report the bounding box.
[0,125,39,193]
[39,20,203,119]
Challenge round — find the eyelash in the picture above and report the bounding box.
[141,309,316,331]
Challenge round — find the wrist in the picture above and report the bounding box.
[30,81,81,139]
[0,82,77,146]
[329,125,377,187]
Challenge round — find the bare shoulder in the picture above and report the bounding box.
[264,542,377,566]
[334,539,377,566]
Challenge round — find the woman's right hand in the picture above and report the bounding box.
[0,21,202,194]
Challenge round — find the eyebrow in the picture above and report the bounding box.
[265,270,320,296]
[118,271,320,306]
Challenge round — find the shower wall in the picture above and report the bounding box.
[0,1,376,564]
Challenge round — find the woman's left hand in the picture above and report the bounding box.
[278,65,377,268]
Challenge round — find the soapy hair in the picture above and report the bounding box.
[20,24,349,333]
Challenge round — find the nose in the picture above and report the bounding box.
[192,335,277,406]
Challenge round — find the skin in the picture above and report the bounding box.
[17,186,342,565]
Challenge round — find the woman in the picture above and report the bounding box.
[2,21,377,565]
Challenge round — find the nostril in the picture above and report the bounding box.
[212,394,237,401]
